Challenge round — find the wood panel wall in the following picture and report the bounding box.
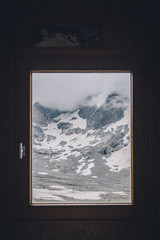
[0,1,160,239]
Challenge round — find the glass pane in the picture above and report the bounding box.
[31,72,132,204]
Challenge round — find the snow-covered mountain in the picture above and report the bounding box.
[32,92,131,203]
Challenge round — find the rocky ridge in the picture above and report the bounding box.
[32,92,131,203]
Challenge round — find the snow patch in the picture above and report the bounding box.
[104,144,131,172]
[81,163,94,176]
[33,188,64,201]
[55,111,87,129]
[92,176,97,179]
[49,185,66,189]
[38,172,48,175]
[112,191,127,196]
[104,108,130,133]
[33,188,106,202]
[77,162,85,174]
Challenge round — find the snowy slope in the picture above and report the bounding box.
[32,92,132,203]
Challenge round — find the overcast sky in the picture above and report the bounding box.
[32,72,130,111]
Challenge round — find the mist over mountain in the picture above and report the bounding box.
[33,91,129,126]
[32,72,130,111]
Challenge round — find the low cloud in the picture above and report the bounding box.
[32,72,130,111]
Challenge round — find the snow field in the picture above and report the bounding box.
[33,187,106,202]
[103,143,131,172]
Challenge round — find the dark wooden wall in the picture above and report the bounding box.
[0,0,160,239]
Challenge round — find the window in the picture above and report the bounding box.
[11,49,150,220]
[31,71,132,205]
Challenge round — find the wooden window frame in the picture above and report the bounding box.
[9,49,153,221]
[30,69,133,206]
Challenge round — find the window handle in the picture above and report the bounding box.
[19,142,25,159]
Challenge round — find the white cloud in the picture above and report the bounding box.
[32,72,130,111]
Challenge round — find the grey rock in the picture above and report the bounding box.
[47,134,56,142]
[59,141,67,146]
[66,127,83,135]
[57,122,72,130]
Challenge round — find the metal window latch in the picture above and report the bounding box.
[19,142,25,159]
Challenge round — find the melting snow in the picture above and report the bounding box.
[33,188,106,202]
[104,108,130,133]
[112,191,127,196]
[72,151,81,157]
[38,172,48,175]
[33,188,64,201]
[104,144,131,172]
[35,116,97,155]
[92,176,97,179]
[55,111,87,129]
[81,163,94,176]
[49,185,66,189]
[77,162,85,174]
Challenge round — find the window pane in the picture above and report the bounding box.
[31,72,132,204]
